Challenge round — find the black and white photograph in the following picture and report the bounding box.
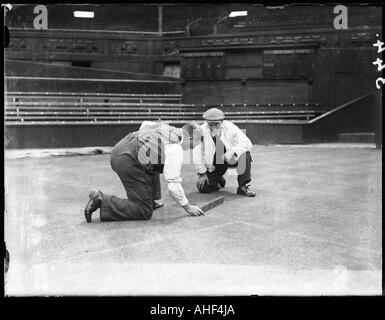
[3,3,382,298]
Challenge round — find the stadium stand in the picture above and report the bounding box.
[4,4,381,148]
[5,90,323,124]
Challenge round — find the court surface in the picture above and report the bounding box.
[4,144,382,296]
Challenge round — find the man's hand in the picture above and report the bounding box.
[222,150,237,164]
[196,172,209,190]
[183,203,205,216]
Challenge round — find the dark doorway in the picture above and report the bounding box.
[71,61,91,68]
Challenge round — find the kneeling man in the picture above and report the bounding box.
[195,108,255,197]
[84,121,204,222]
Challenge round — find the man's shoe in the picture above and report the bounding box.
[218,176,226,188]
[237,184,256,197]
[84,190,102,223]
[153,201,164,210]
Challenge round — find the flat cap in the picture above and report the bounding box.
[202,108,225,121]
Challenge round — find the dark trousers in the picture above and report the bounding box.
[99,154,161,221]
[197,151,252,193]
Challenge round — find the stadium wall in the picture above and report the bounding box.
[5,91,380,149]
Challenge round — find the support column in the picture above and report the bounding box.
[158,5,162,36]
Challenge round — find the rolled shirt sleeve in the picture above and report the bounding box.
[163,143,188,207]
[193,142,207,175]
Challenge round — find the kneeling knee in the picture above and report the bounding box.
[198,187,209,193]
[197,183,218,194]
[197,183,209,193]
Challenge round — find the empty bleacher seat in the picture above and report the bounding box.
[6,91,183,104]
[5,93,324,124]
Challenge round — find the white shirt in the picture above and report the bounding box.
[194,120,252,174]
[164,143,188,207]
[140,121,188,207]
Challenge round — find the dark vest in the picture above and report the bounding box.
[111,123,182,173]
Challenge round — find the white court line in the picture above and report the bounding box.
[272,143,377,149]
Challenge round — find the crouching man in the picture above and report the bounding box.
[194,108,255,197]
[84,121,204,222]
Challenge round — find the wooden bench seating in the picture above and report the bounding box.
[7,91,183,96]
[6,115,315,122]
[6,110,320,116]
[5,110,322,123]
[6,96,183,103]
[6,102,194,107]
[4,91,323,124]
[6,92,183,103]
